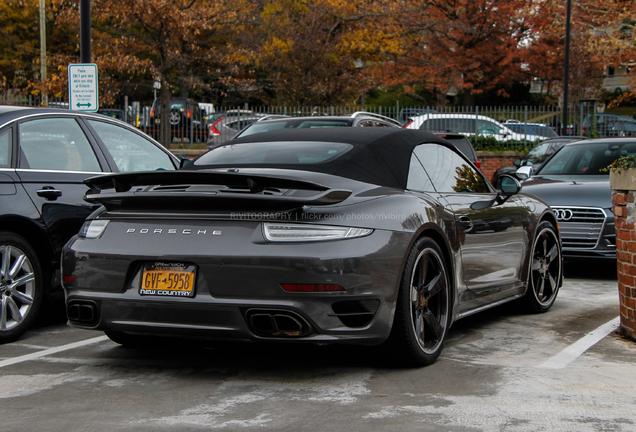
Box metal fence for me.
[3,93,631,152]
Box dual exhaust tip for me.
[67,300,99,326]
[246,309,310,337]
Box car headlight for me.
[263,223,372,242]
[78,220,110,239]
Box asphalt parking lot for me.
[1,261,634,432]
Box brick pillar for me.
[612,189,636,341]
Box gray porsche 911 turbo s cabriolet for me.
[61,128,562,366]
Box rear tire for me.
[0,232,44,343]
[522,221,562,313]
[385,237,451,367]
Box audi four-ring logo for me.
[554,209,574,221]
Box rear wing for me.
[83,170,352,212]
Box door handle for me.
[37,186,63,201]
[459,216,473,231]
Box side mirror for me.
[513,158,522,167]
[516,165,533,180]
[496,175,522,196]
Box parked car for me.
[61,128,562,367]
[431,132,480,168]
[207,115,264,148]
[492,136,587,184]
[503,122,558,139]
[149,97,203,129]
[582,113,636,137]
[0,106,179,343]
[606,121,636,137]
[97,108,125,121]
[397,107,436,125]
[224,112,401,146]
[405,114,533,142]
[518,138,636,260]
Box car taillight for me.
[150,107,155,118]
[475,159,480,169]
[210,118,224,136]
[404,121,413,128]
[187,108,191,119]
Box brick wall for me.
[476,151,523,183]
[612,191,636,341]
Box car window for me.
[227,119,257,131]
[414,144,489,193]
[357,120,374,127]
[523,142,552,165]
[540,142,636,175]
[477,120,502,135]
[195,141,352,166]
[0,128,10,167]
[87,120,175,172]
[19,118,102,172]
[407,153,434,191]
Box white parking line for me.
[539,317,621,369]
[0,335,109,369]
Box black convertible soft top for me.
[189,128,452,189]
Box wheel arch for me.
[0,216,55,272]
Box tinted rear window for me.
[195,141,353,166]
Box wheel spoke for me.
[6,297,22,323]
[8,254,26,280]
[545,243,558,265]
[1,246,10,281]
[423,310,443,342]
[536,275,545,298]
[0,296,7,330]
[424,271,445,300]
[417,253,429,290]
[415,310,425,343]
[8,289,33,306]
[531,257,542,271]
[9,272,34,290]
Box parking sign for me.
[68,64,99,112]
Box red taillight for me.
[404,121,413,128]
[475,159,480,169]
[150,107,155,118]
[210,117,224,136]
[187,108,191,119]
[280,284,346,292]
[62,274,75,283]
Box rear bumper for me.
[62,224,410,345]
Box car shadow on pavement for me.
[563,259,617,280]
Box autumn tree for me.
[90,0,256,142]
[249,0,399,106]
[374,0,538,106]
[0,0,78,101]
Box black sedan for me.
[61,128,562,366]
[0,106,178,342]
[519,138,636,260]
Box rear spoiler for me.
[83,170,352,211]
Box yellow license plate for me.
[140,263,196,297]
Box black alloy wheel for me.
[523,221,562,313]
[386,237,450,366]
[0,232,44,343]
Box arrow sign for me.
[68,63,99,112]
